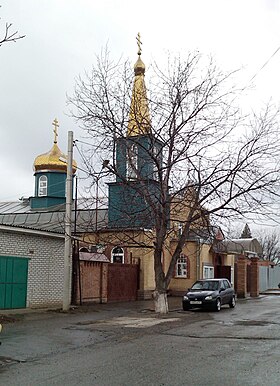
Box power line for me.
[249,45,280,84]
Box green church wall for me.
[108,180,161,228]
[30,196,66,209]
[30,171,75,209]
[115,136,162,180]
[34,171,66,198]
[109,134,164,228]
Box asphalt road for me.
[0,296,280,386]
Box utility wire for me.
[75,142,106,177]
[249,45,280,84]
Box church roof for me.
[0,199,108,234]
[33,119,77,173]
[127,33,151,137]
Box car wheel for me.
[215,298,221,312]
[183,304,190,311]
[229,296,236,308]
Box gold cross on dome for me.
[52,118,59,143]
[136,32,142,56]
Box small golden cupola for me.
[33,118,77,173]
[127,33,151,137]
[30,119,77,209]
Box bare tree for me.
[69,47,280,313]
[0,7,25,47]
[256,229,280,264]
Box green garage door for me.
[0,256,28,309]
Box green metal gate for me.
[0,256,29,309]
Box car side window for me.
[220,281,225,290]
[223,280,230,289]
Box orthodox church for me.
[80,37,235,300]
[79,37,261,301]
[0,35,260,309]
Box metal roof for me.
[79,252,110,262]
[217,238,262,255]
[0,199,108,234]
[0,223,65,239]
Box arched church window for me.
[38,175,48,196]
[79,247,89,252]
[127,144,138,179]
[111,246,124,263]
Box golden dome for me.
[34,143,77,173]
[33,119,77,174]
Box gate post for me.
[250,256,259,297]
[236,255,247,298]
[101,263,108,303]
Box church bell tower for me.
[108,34,162,228]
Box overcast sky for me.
[0,0,280,202]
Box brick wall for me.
[236,256,247,298]
[76,261,108,303]
[0,229,65,308]
[250,257,259,297]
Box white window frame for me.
[203,265,214,279]
[177,222,183,236]
[38,175,48,196]
[127,144,138,180]
[175,254,187,278]
[111,246,124,264]
[152,145,158,180]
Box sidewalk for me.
[260,289,280,295]
[0,297,183,324]
[2,292,279,323]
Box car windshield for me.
[191,281,219,291]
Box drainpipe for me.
[196,238,201,280]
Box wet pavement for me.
[1,295,280,385]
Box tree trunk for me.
[153,290,168,314]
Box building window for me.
[176,254,187,278]
[38,175,48,196]
[111,246,124,264]
[203,265,214,279]
[79,247,89,252]
[152,145,158,181]
[174,222,184,237]
[127,144,138,179]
